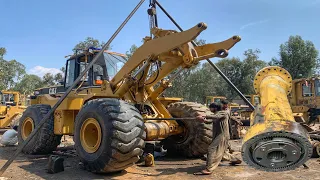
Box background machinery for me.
[0,91,28,128]
[15,1,243,174]
[289,76,320,125]
[241,66,312,172]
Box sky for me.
[1,0,320,77]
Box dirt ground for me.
[0,135,320,180]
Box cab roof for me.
[66,49,127,61]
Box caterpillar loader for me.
[289,76,320,124]
[17,2,242,173]
[0,91,27,128]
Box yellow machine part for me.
[205,96,226,107]
[0,106,26,128]
[241,66,312,172]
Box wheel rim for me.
[22,117,34,140]
[80,118,102,153]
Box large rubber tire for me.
[162,102,214,157]
[18,104,62,154]
[74,98,145,173]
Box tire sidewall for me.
[74,103,112,164]
[18,105,47,152]
[163,102,214,157]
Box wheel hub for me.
[22,117,34,140]
[252,138,301,168]
[80,118,102,154]
[242,131,312,172]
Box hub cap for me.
[80,118,102,153]
[22,117,34,140]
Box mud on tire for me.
[18,104,62,154]
[162,102,214,157]
[74,98,145,173]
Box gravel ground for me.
[0,135,319,180]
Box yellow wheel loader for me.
[289,76,320,124]
[0,91,27,128]
[16,2,242,173]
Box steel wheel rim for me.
[22,117,34,140]
[80,118,102,153]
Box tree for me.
[60,67,66,74]
[238,49,266,94]
[213,57,244,99]
[270,35,319,79]
[73,37,110,54]
[164,48,267,103]
[14,74,43,95]
[42,73,55,86]
[0,47,6,58]
[125,44,138,59]
[54,73,64,84]
[0,48,26,90]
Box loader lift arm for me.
[0,0,245,176]
[108,23,240,122]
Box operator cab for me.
[64,48,127,89]
[0,92,16,106]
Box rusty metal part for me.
[144,121,184,141]
[242,66,312,172]
[311,141,320,158]
[145,121,170,140]
[144,153,155,167]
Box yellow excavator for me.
[0,91,28,128]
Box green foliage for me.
[60,67,66,74]
[126,44,138,59]
[164,49,266,103]
[42,73,55,86]
[0,47,6,58]
[73,37,110,54]
[270,35,319,79]
[14,74,43,94]
[0,48,26,90]
[54,73,64,84]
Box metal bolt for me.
[261,148,265,152]
[270,163,275,167]
[292,150,297,155]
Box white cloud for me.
[28,66,62,77]
[240,19,270,30]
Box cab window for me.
[65,59,76,88]
[315,80,320,96]
[302,83,313,97]
[79,62,89,81]
[206,99,211,107]
[254,96,260,105]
